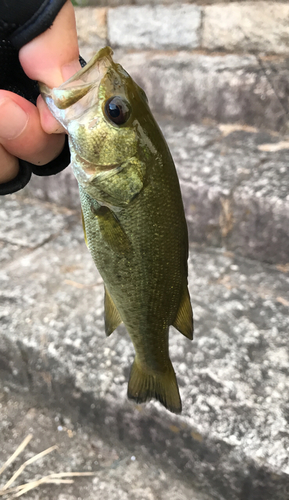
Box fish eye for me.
[104,96,130,126]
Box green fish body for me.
[40,47,193,414]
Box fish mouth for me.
[40,47,114,110]
[39,47,114,125]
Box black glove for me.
[0,0,71,195]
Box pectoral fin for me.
[91,205,131,255]
[81,209,88,248]
[104,287,122,336]
[173,286,193,340]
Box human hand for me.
[0,0,81,184]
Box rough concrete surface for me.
[202,2,289,55]
[161,120,289,264]
[0,389,203,500]
[0,195,288,500]
[24,120,289,264]
[74,1,289,18]
[105,2,289,54]
[107,5,201,50]
[116,51,289,134]
[75,7,108,53]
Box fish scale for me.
[40,46,193,414]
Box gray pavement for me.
[1,194,288,500]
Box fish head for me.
[40,47,155,202]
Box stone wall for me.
[74,0,288,8]
[76,2,289,56]
[75,2,289,132]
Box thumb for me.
[19,0,81,87]
[19,0,81,134]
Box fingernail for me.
[0,99,29,140]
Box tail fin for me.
[127,358,182,414]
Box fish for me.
[40,47,193,414]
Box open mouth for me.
[39,47,114,127]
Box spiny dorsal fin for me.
[127,357,182,414]
[104,287,122,336]
[172,286,193,340]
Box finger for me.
[36,94,65,135]
[19,1,80,86]
[19,1,81,134]
[0,145,19,184]
[0,91,65,166]
[19,0,80,88]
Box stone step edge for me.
[1,334,287,500]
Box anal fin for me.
[173,286,193,340]
[127,358,182,414]
[104,287,122,336]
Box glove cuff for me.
[30,135,70,176]
[10,0,67,50]
[0,136,70,195]
[0,162,32,196]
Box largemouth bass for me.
[40,47,193,414]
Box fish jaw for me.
[39,47,114,129]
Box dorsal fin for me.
[104,287,122,336]
[172,286,193,340]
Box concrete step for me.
[116,51,289,134]
[23,120,289,264]
[75,5,289,133]
[1,195,288,500]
